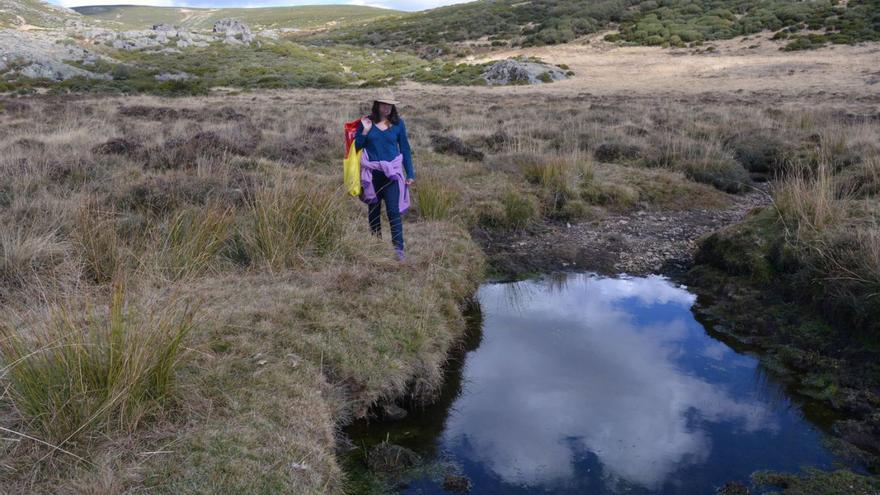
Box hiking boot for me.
[395,248,405,262]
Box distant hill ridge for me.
[307,0,880,53]
[3,0,878,52]
[71,4,400,31]
[0,0,79,28]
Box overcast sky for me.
[48,0,472,11]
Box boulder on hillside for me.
[212,18,254,44]
[481,59,569,85]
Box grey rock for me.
[151,23,177,36]
[154,71,191,81]
[382,403,408,421]
[481,59,569,85]
[0,30,109,81]
[213,18,254,44]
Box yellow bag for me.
[343,141,362,197]
[343,118,362,197]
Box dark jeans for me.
[368,169,404,251]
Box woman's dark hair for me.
[370,101,400,125]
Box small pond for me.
[348,273,860,494]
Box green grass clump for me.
[72,201,126,284]
[522,155,592,216]
[502,190,538,229]
[243,183,346,270]
[156,205,234,280]
[0,284,195,443]
[413,177,459,221]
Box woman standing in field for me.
[354,91,415,261]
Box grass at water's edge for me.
[685,207,880,478]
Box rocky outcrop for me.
[0,29,108,81]
[212,18,253,44]
[481,59,569,85]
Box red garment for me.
[344,117,364,159]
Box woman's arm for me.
[398,119,414,180]
[354,121,368,151]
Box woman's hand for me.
[361,116,372,134]
[406,178,414,186]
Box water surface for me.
[351,273,855,494]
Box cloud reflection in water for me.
[442,274,777,491]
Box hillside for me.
[0,0,79,28]
[72,4,401,31]
[309,0,880,54]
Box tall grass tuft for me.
[521,154,592,212]
[773,160,845,241]
[72,200,125,284]
[243,183,346,270]
[413,176,459,221]
[0,225,67,292]
[157,205,234,280]
[0,284,196,444]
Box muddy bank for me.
[474,185,769,279]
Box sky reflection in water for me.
[404,273,838,494]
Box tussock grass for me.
[501,190,539,229]
[644,131,749,193]
[519,153,591,210]
[773,161,845,240]
[771,155,880,334]
[72,200,125,284]
[412,176,459,221]
[243,182,347,270]
[155,205,234,280]
[0,284,195,444]
[0,224,68,293]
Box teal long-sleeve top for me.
[354,118,415,179]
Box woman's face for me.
[378,102,393,118]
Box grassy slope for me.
[308,0,880,52]
[0,0,79,28]
[72,4,401,30]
